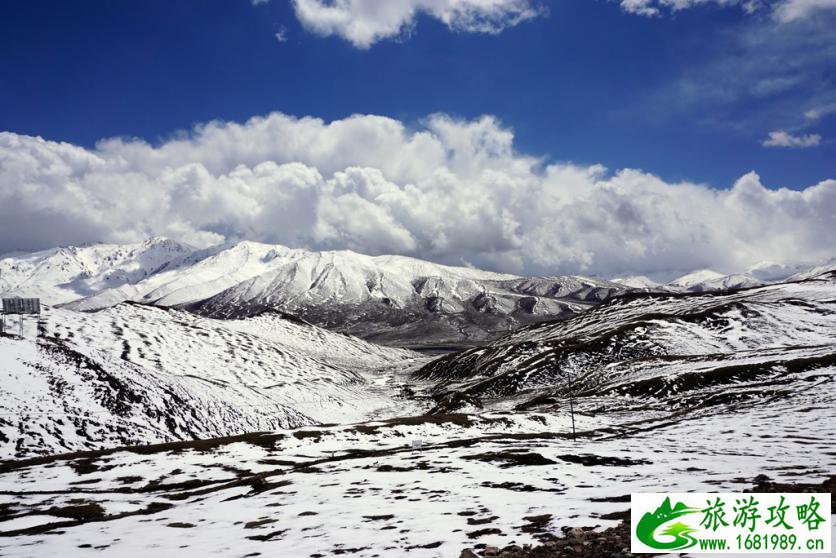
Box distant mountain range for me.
[0,238,832,346]
[416,266,836,414]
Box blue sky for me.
[0,1,834,276]
[1,0,833,189]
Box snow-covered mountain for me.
[2,239,833,345]
[63,241,295,310]
[0,238,192,304]
[0,253,833,556]
[609,275,659,289]
[666,268,727,289]
[671,271,765,292]
[657,260,835,293]
[0,304,425,459]
[746,260,810,282]
[415,268,836,413]
[8,266,831,461]
[187,262,628,346]
[788,256,836,281]
[2,240,626,346]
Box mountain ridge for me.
[2,239,833,346]
[413,268,836,413]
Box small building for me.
[1,297,42,337]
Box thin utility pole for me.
[568,368,576,441]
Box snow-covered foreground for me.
[0,304,425,459]
[0,375,832,558]
[0,270,833,557]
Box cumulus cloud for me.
[0,112,834,277]
[762,130,822,147]
[619,0,836,19]
[273,0,834,47]
[291,0,546,48]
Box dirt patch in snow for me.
[555,454,650,467]
[462,451,557,468]
[459,474,835,558]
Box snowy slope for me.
[664,269,765,292]
[56,241,625,346]
[187,254,626,345]
[788,256,836,281]
[667,268,726,288]
[660,259,836,292]
[683,272,764,292]
[415,271,836,411]
[65,241,293,310]
[0,362,831,558]
[0,238,192,305]
[0,304,425,459]
[610,275,659,289]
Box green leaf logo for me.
[636,497,700,550]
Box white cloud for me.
[619,0,759,17]
[1,112,834,277]
[619,0,836,19]
[805,103,836,120]
[774,0,836,20]
[762,130,822,147]
[637,9,835,140]
[261,0,834,47]
[275,26,289,42]
[291,0,546,48]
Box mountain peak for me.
[5,238,830,344]
[669,269,725,288]
[611,275,660,289]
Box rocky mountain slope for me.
[4,240,626,346]
[415,269,836,413]
[3,239,832,346]
[0,304,425,459]
[185,256,627,347]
